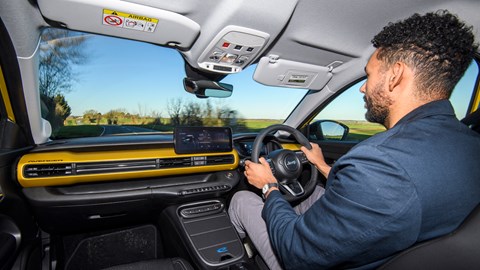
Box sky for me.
[66,35,307,120]
[66,34,479,121]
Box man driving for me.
[229,10,480,269]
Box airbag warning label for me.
[102,9,158,33]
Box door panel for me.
[0,214,21,269]
[314,140,357,165]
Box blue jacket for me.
[263,100,480,269]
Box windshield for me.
[39,28,307,139]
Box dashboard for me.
[16,133,290,188]
[15,132,299,233]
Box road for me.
[100,125,161,136]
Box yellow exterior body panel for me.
[17,148,239,187]
[471,79,480,113]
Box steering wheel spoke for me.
[265,158,277,176]
[279,180,305,197]
[295,151,310,165]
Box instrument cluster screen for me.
[174,127,233,154]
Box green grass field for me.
[340,120,386,141]
[241,119,283,132]
[53,119,384,140]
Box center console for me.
[160,199,248,269]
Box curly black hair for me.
[372,10,478,99]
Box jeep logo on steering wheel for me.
[285,155,298,171]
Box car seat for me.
[378,203,480,270]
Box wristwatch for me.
[262,182,279,199]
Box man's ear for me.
[389,62,404,91]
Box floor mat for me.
[65,225,158,270]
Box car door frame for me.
[0,16,41,270]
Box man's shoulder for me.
[354,111,480,154]
[346,128,400,157]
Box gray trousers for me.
[228,186,325,270]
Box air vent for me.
[76,159,157,174]
[206,155,234,165]
[158,157,193,168]
[24,164,73,178]
[22,155,235,178]
[159,155,234,168]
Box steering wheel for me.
[251,124,318,202]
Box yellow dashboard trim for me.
[17,148,239,187]
[281,143,301,151]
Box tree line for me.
[77,99,240,128]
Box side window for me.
[450,61,479,118]
[309,60,479,143]
[310,80,386,142]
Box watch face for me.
[262,184,269,194]
[262,183,278,194]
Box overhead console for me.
[37,0,200,49]
[181,0,299,74]
[196,26,270,74]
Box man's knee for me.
[229,190,260,217]
[229,191,265,239]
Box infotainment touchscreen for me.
[174,127,233,154]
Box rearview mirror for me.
[183,77,233,98]
[309,120,349,141]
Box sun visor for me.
[37,0,200,49]
[253,55,333,90]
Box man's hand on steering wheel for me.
[249,124,319,202]
[300,143,331,178]
[244,158,278,189]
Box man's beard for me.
[364,78,392,126]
